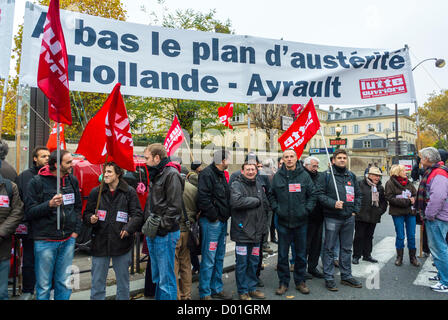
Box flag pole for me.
[56,121,61,230]
[15,86,23,176]
[319,127,340,201]
[95,154,109,214]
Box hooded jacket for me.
[230,174,267,243]
[83,179,143,257]
[270,162,317,228]
[198,163,231,223]
[144,159,184,236]
[319,165,362,220]
[16,164,41,237]
[24,165,82,240]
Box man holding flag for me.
[319,149,363,292]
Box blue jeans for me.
[234,242,259,294]
[147,230,180,300]
[34,237,75,300]
[277,223,307,286]
[392,215,416,249]
[198,217,227,298]
[0,259,9,300]
[425,219,448,286]
[91,251,132,300]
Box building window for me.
[391,122,396,132]
[377,123,382,132]
[367,124,373,132]
[342,126,347,134]
[232,113,245,123]
[330,127,335,135]
[353,125,359,134]
[363,140,371,148]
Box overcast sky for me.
[11,0,448,112]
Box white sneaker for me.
[431,282,448,293]
[430,282,441,289]
[429,275,440,282]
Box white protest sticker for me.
[62,193,75,205]
[116,211,128,223]
[345,186,355,203]
[97,210,107,221]
[0,195,9,208]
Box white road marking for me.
[334,236,397,278]
[413,256,438,287]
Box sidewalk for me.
[70,240,278,300]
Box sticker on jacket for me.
[289,183,301,192]
[236,246,247,255]
[209,241,218,251]
[396,190,412,199]
[97,210,107,221]
[62,193,75,205]
[116,211,128,223]
[0,195,9,208]
[251,247,260,256]
[345,186,355,202]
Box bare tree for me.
[250,104,290,149]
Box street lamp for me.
[335,124,342,149]
[412,57,446,151]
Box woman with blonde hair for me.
[385,164,419,267]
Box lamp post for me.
[335,124,342,149]
[412,57,446,151]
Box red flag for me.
[164,115,185,157]
[76,83,135,172]
[291,104,304,117]
[278,99,321,158]
[218,102,234,129]
[37,0,72,125]
[46,123,66,152]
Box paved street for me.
[182,213,447,300]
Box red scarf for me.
[395,175,408,186]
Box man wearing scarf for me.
[143,143,183,300]
[352,167,387,264]
[416,147,448,293]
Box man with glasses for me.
[302,157,325,279]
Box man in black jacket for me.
[319,149,363,291]
[230,162,268,300]
[143,143,183,300]
[84,162,143,300]
[198,149,232,300]
[303,156,325,279]
[270,148,317,296]
[16,146,50,300]
[25,150,82,300]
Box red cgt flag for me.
[291,104,304,118]
[37,0,72,125]
[278,99,321,158]
[164,115,185,157]
[46,123,67,152]
[76,83,135,172]
[218,102,234,129]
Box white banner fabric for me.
[20,2,416,105]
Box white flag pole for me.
[319,127,340,202]
[56,121,61,230]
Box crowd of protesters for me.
[1,140,448,300]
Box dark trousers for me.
[144,254,156,297]
[256,237,265,278]
[277,223,307,287]
[22,237,35,294]
[270,214,277,241]
[306,219,323,271]
[353,221,376,258]
[191,252,200,272]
